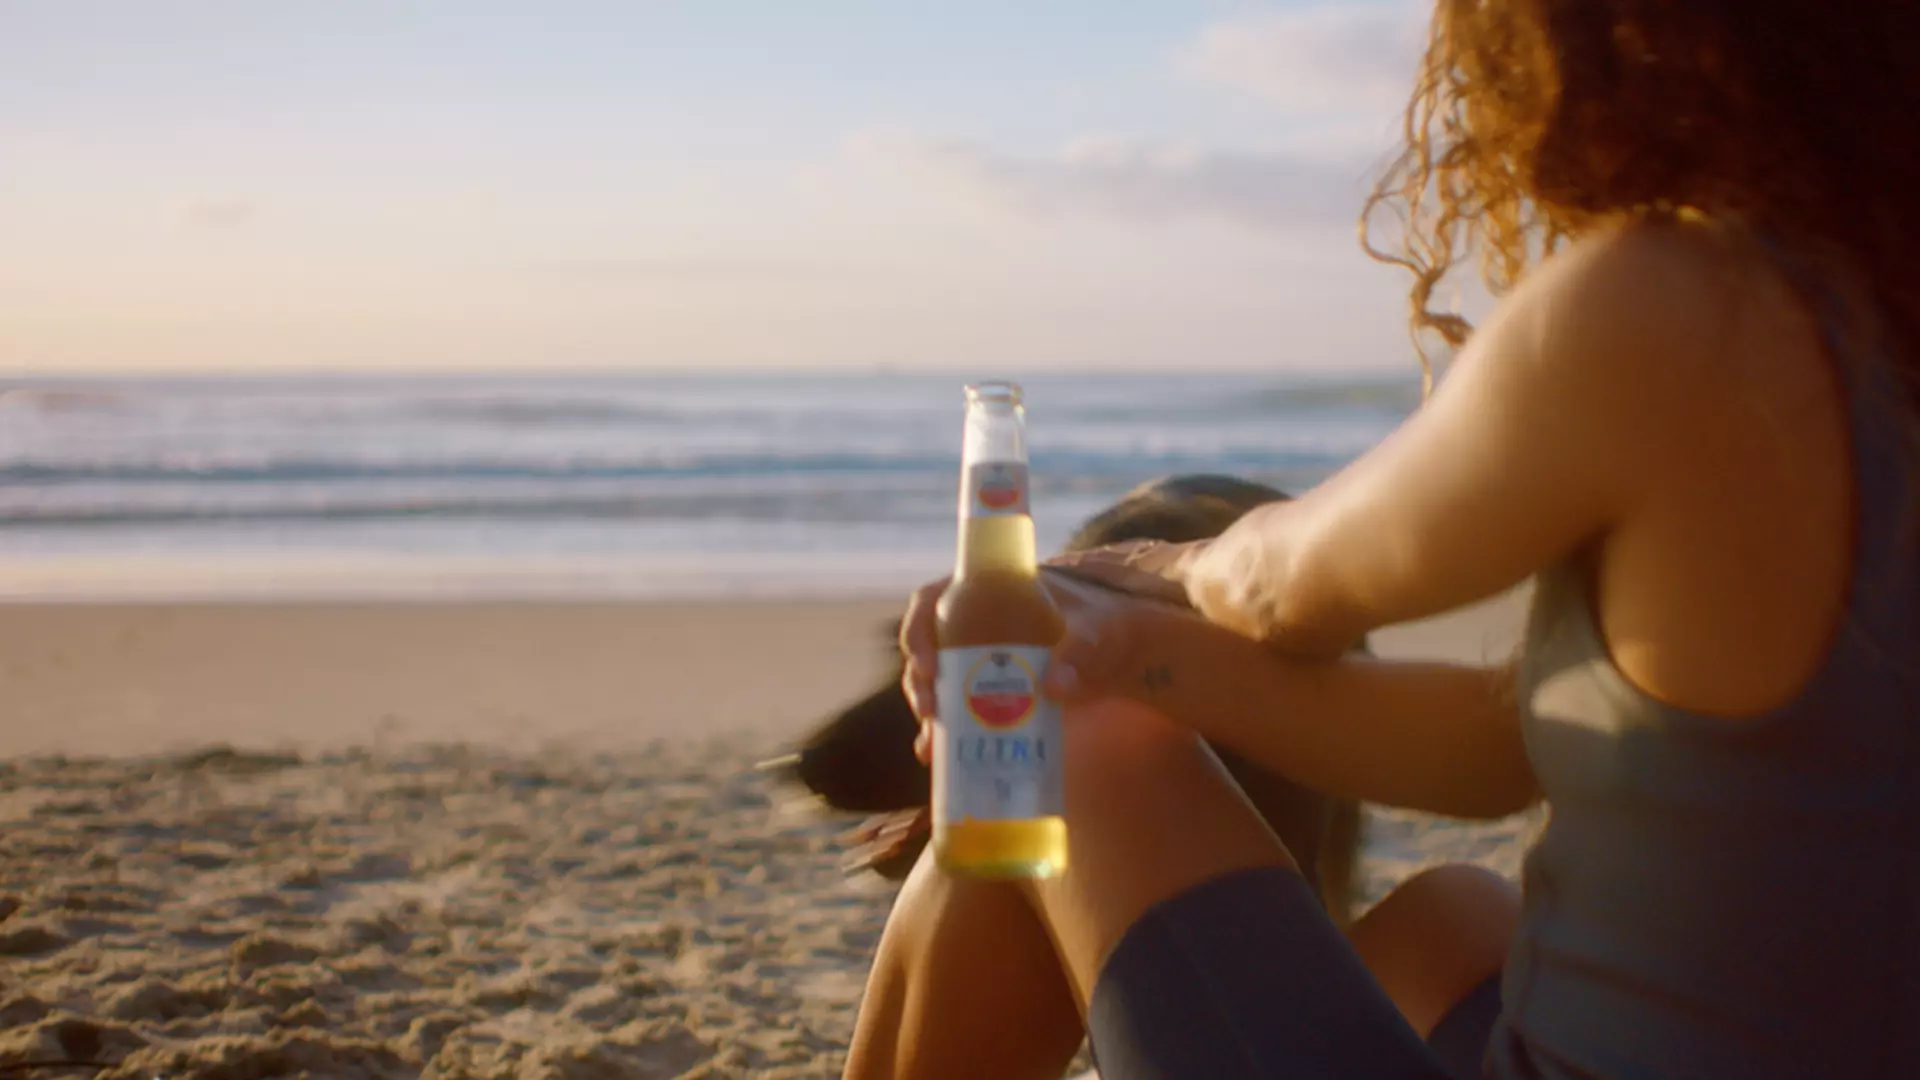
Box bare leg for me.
[845,697,1518,1078]
[843,855,1085,1080]
[845,697,1290,1080]
[1345,864,1520,1038]
[1017,698,1299,1007]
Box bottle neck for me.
[954,402,1038,579]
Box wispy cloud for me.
[837,4,1425,236]
[1172,2,1425,120]
[174,198,258,232]
[851,132,1377,233]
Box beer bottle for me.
[932,380,1069,879]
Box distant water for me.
[0,373,1419,600]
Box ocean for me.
[0,372,1419,600]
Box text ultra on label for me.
[933,644,1064,823]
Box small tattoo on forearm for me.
[1142,665,1174,693]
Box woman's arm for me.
[909,223,1731,809]
[1047,600,1537,820]
[1033,224,1744,812]
[1171,225,1723,657]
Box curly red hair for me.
[1361,0,1920,400]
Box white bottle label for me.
[962,462,1030,518]
[933,644,1064,824]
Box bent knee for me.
[1055,697,1246,811]
[1060,696,1196,769]
[1404,863,1519,935]
[1348,863,1519,1036]
[1048,695,1299,874]
[1368,864,1519,962]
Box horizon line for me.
[0,362,1425,383]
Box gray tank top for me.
[1488,251,1920,1079]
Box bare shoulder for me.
[1213,214,1838,646]
[1504,217,1821,387]
[1469,216,1830,458]
[1501,220,1854,716]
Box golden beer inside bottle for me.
[934,814,1068,880]
[935,510,1070,880]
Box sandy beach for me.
[0,589,1540,1078]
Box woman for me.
[845,2,1920,1077]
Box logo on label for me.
[964,651,1039,730]
[976,465,1023,511]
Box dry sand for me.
[0,599,908,760]
[0,590,1540,1078]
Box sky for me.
[0,1,1438,374]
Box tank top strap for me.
[1743,226,1920,640]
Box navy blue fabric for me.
[1429,973,1504,1079]
[1087,865,1479,1079]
